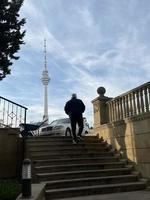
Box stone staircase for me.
[25,135,146,199]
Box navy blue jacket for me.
[64,98,85,117]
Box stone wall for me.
[94,113,150,178]
[92,84,150,180]
[0,128,20,178]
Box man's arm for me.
[64,102,70,115]
[81,100,85,113]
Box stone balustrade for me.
[92,81,150,180]
[107,82,150,122]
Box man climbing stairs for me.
[25,135,146,199]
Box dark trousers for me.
[70,115,83,140]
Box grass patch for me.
[0,179,21,200]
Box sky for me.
[1,0,150,126]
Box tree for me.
[0,0,25,80]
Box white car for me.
[39,118,89,136]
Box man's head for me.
[71,93,77,99]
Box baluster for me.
[24,108,27,124]
[108,102,112,122]
[124,96,127,117]
[11,104,14,127]
[112,101,115,122]
[114,100,117,121]
[123,96,126,118]
[117,99,120,120]
[0,98,2,125]
[125,95,129,117]
[115,100,118,121]
[129,93,133,116]
[117,99,121,120]
[148,85,150,111]
[19,108,22,124]
[140,89,144,113]
[7,102,9,125]
[120,98,123,120]
[108,102,110,122]
[112,102,115,122]
[15,106,18,127]
[144,86,149,112]
[132,92,137,115]
[110,102,113,122]
[127,94,130,117]
[136,91,141,114]
[3,100,5,125]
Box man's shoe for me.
[77,135,84,141]
[72,139,77,144]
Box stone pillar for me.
[92,87,112,128]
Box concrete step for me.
[26,142,107,148]
[29,146,110,154]
[26,140,102,147]
[37,167,132,181]
[59,188,150,200]
[34,156,119,166]
[24,135,146,199]
[26,135,98,139]
[45,181,146,199]
[26,136,99,143]
[30,151,114,160]
[26,140,102,146]
[27,145,109,152]
[45,174,138,189]
[35,162,125,173]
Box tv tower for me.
[41,39,50,122]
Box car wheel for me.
[65,128,71,137]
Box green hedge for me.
[0,179,21,200]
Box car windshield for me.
[50,118,70,125]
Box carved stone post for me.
[92,87,112,128]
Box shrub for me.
[0,179,21,200]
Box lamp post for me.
[22,159,32,198]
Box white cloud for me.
[1,0,150,128]
[21,1,39,18]
[79,7,95,27]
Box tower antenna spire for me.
[44,38,47,70]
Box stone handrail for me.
[107,81,150,122]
